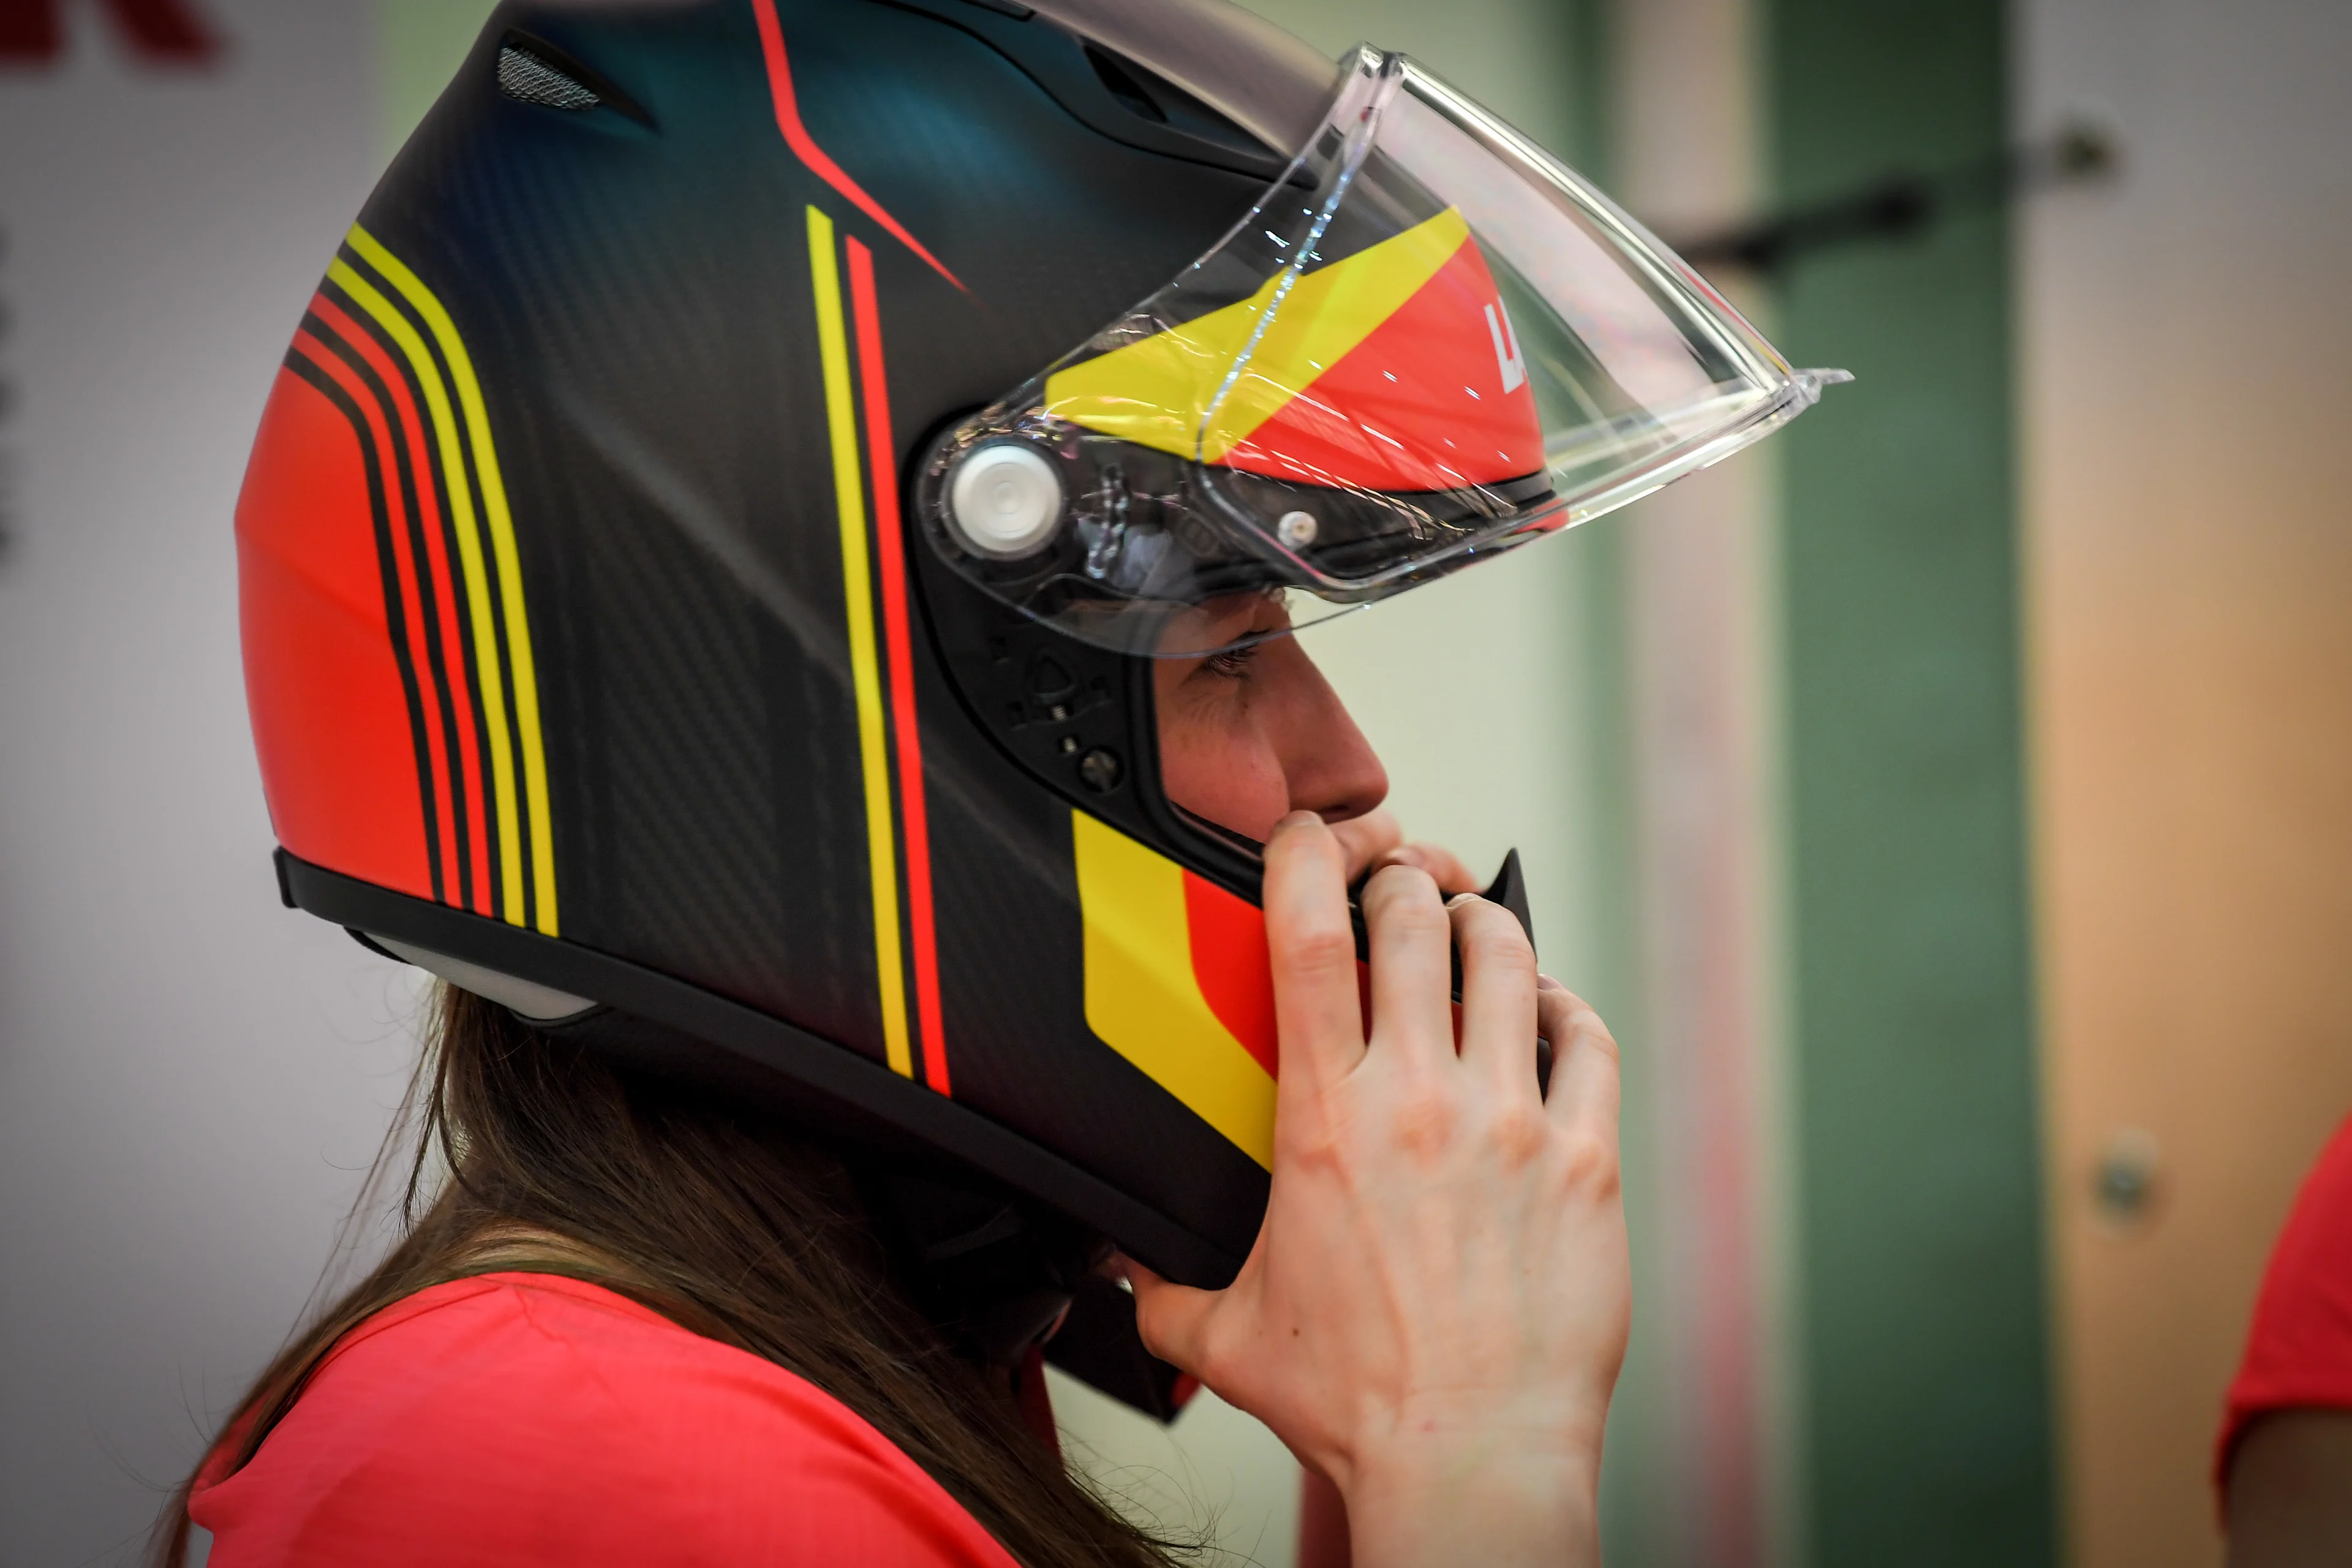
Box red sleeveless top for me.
[2218,1111,2352,1484]
[190,1273,1021,1566]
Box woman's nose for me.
[1276,657,1389,825]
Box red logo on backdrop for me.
[0,0,222,64]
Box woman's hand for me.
[1327,807,1481,894]
[1124,813,1629,1568]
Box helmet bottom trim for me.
[277,850,1249,1289]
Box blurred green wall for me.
[1767,0,2055,1561]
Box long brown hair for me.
[155,985,1185,1567]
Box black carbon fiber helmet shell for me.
[244,0,1342,1302]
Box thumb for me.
[1119,1256,1218,1375]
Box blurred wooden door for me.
[2019,0,2352,1562]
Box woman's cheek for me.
[1161,714,1294,841]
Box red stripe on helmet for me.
[846,234,952,1096]
[1222,236,1544,492]
[239,361,437,903]
[290,326,461,901]
[750,0,965,292]
[307,292,496,916]
[1182,872,1280,1079]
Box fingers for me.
[1264,813,1368,1081]
[1539,979,1621,1133]
[1362,862,1455,1063]
[1123,1256,1215,1377]
[1328,809,1404,880]
[1452,894,1539,1089]
[1372,840,1482,895]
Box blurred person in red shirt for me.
[2218,1112,2352,1564]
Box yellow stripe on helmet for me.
[1042,207,1470,469]
[808,205,916,1081]
[1071,810,1275,1169]
[333,228,557,936]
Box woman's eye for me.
[1203,645,1261,680]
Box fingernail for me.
[1446,891,1482,909]
[1273,810,1321,834]
[1536,971,1566,991]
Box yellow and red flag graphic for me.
[1044,208,1543,495]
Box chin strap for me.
[1045,1272,1199,1421]
[860,1169,1098,1364]
[1016,1346,1063,1458]
[861,1168,1198,1423]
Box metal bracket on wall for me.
[1666,120,2119,275]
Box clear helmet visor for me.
[919,46,1845,657]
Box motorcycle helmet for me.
[236,0,1839,1409]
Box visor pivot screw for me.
[1276,510,1319,549]
[948,443,1063,559]
[1077,747,1122,793]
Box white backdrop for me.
[0,6,412,1562]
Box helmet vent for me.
[1084,45,1169,126]
[497,42,602,111]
